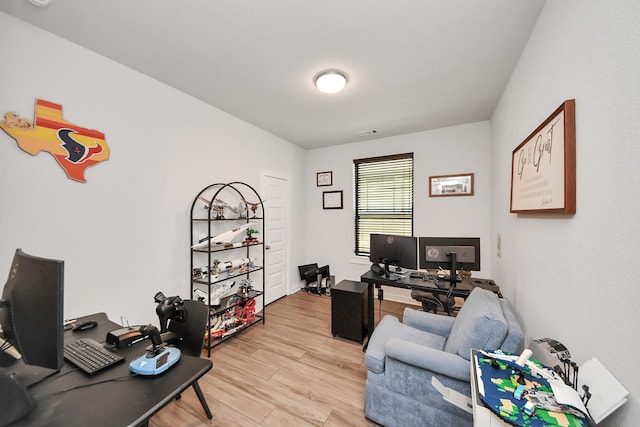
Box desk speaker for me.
[331,280,369,343]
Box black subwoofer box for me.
[331,280,369,343]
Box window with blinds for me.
[354,153,414,256]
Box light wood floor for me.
[149,290,410,427]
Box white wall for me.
[490,1,640,425]
[0,12,308,326]
[304,122,492,303]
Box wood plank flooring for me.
[149,290,410,427]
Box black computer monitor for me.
[0,249,65,424]
[419,237,481,273]
[369,234,417,277]
[0,249,65,371]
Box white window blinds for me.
[354,153,414,256]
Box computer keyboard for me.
[409,271,438,281]
[64,338,125,375]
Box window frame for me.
[353,153,414,257]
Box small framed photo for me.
[429,173,474,197]
[316,171,333,187]
[323,190,343,209]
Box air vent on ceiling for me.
[357,129,378,137]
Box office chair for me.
[298,263,331,294]
[163,299,213,420]
[298,263,318,281]
[410,288,456,315]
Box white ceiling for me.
[0,0,545,149]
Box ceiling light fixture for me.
[27,0,51,7]
[314,70,348,94]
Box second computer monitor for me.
[369,234,418,272]
[419,237,480,271]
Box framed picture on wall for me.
[429,173,474,197]
[316,171,333,187]
[323,190,343,209]
[510,99,576,214]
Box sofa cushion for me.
[365,315,446,374]
[443,288,508,360]
[499,298,524,353]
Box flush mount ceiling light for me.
[27,0,51,7]
[314,70,348,94]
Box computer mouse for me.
[73,320,98,332]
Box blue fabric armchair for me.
[364,287,523,427]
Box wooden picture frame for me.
[510,99,576,214]
[322,190,343,209]
[316,171,333,187]
[429,173,474,197]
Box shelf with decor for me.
[190,182,265,356]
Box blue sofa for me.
[364,288,524,427]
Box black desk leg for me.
[362,282,375,352]
[192,381,213,419]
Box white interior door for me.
[262,173,289,305]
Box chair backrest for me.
[167,299,208,357]
[443,288,509,360]
[298,263,318,280]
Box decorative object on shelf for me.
[191,222,259,250]
[429,173,474,197]
[235,298,257,323]
[241,199,265,218]
[239,278,254,297]
[193,257,256,281]
[198,196,239,219]
[316,171,333,187]
[213,281,238,306]
[510,99,576,214]
[244,228,260,245]
[323,190,343,209]
[0,99,109,183]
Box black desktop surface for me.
[4,313,212,427]
[359,269,501,297]
[360,269,460,294]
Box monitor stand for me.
[446,251,460,287]
[0,367,37,425]
[0,349,58,386]
[380,258,400,280]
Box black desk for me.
[360,269,502,345]
[7,313,212,427]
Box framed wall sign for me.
[429,173,474,197]
[510,99,576,214]
[322,190,343,209]
[316,171,333,187]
